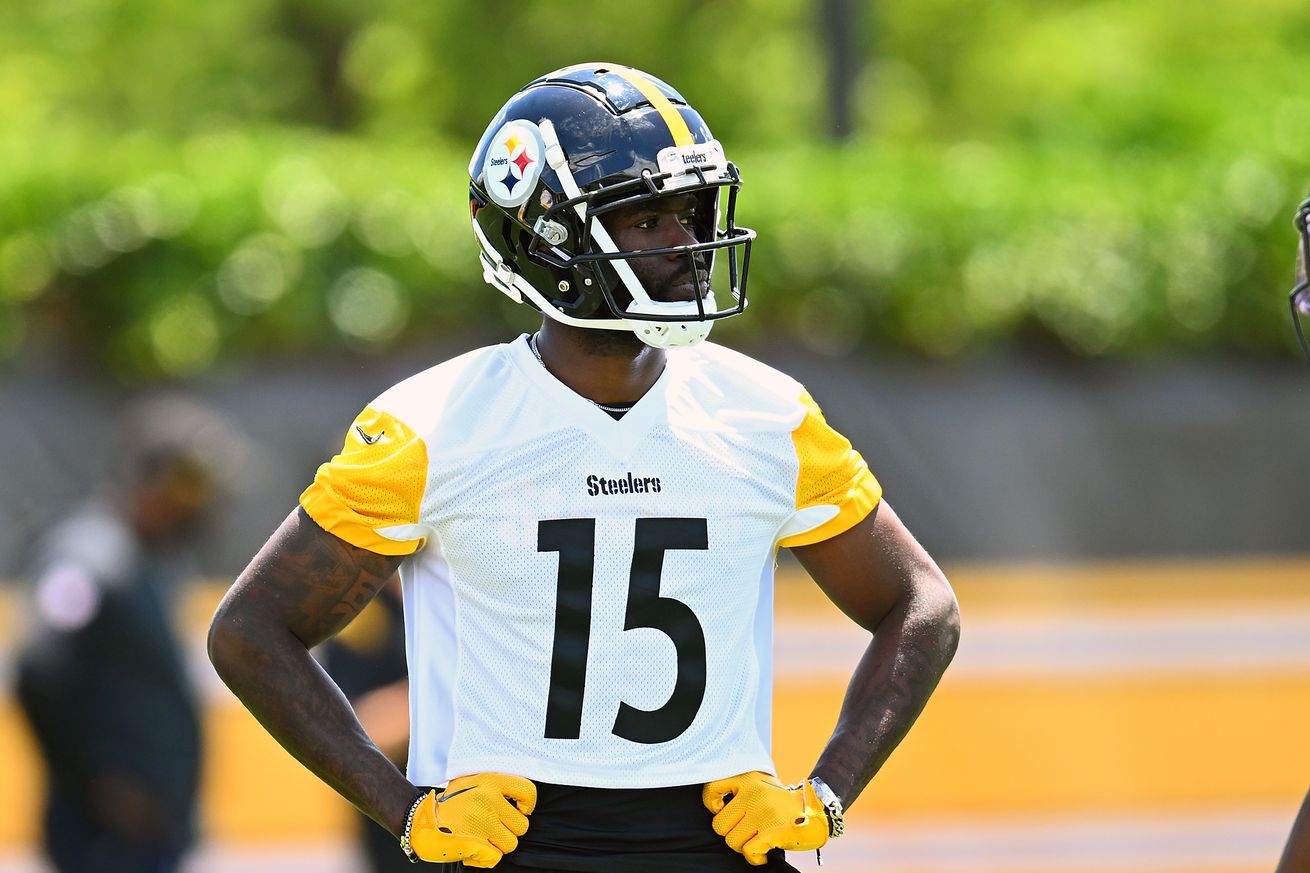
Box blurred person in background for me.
[14,394,240,873]
[1277,193,1310,873]
[324,577,412,873]
[209,62,959,872]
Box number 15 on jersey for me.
[538,517,709,745]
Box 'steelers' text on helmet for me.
[468,62,755,349]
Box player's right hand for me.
[407,773,537,867]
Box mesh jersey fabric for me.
[300,335,881,790]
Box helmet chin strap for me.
[539,120,716,349]
[626,297,716,348]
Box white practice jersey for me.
[300,336,880,789]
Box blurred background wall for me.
[2,1,1309,871]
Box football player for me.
[1290,194,1310,362]
[209,63,960,871]
[1277,195,1310,873]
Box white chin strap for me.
[634,320,714,348]
[625,296,717,348]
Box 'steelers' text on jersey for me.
[300,336,881,789]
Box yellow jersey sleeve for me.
[299,406,430,556]
[776,389,882,549]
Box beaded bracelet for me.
[398,790,429,864]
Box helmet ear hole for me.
[499,218,520,259]
[514,227,535,259]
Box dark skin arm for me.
[207,507,417,836]
[790,500,960,807]
[1278,788,1310,873]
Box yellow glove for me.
[405,773,537,868]
[702,772,828,866]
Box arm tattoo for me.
[208,507,416,835]
[251,508,402,647]
[329,577,385,623]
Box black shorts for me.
[437,781,802,872]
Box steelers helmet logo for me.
[484,120,545,208]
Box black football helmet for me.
[1290,195,1310,361]
[468,62,754,348]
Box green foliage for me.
[1,0,1307,376]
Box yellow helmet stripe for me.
[610,68,694,147]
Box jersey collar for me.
[509,334,670,461]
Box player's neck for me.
[532,323,666,406]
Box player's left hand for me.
[702,771,828,865]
